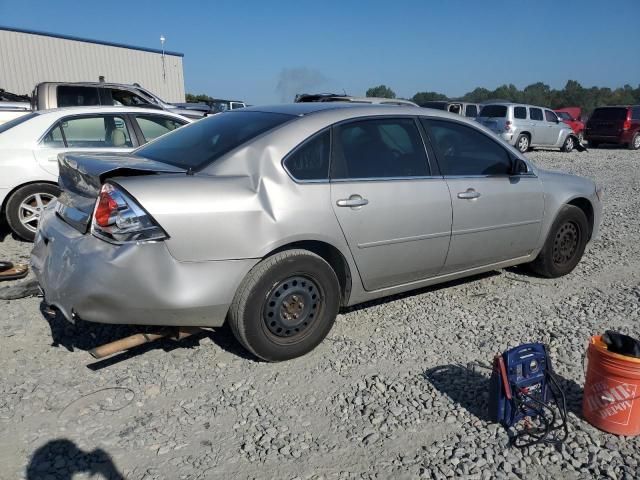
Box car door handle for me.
[336,195,369,208]
[457,189,481,200]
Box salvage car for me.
[477,103,577,153]
[585,105,640,150]
[31,82,208,119]
[31,104,603,361]
[0,106,189,240]
[295,93,418,107]
[420,101,481,118]
[555,107,585,142]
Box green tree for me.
[412,91,448,105]
[366,85,396,99]
[186,93,214,103]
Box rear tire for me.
[515,134,530,153]
[228,249,340,362]
[529,205,588,278]
[561,135,575,153]
[629,133,640,150]
[5,183,60,242]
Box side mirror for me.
[512,158,529,175]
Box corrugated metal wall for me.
[0,29,185,102]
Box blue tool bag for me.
[488,343,569,447]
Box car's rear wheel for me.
[528,205,588,278]
[5,183,60,242]
[629,133,640,150]
[516,134,530,153]
[561,135,575,153]
[228,249,340,361]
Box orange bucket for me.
[582,335,640,436]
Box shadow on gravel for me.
[27,439,124,480]
[342,271,501,314]
[423,363,492,422]
[40,303,256,368]
[552,372,584,418]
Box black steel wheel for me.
[229,249,340,361]
[263,275,323,341]
[528,205,589,278]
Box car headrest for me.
[111,129,126,147]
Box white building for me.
[0,26,185,102]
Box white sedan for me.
[0,106,190,240]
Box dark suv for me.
[585,105,640,149]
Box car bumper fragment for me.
[30,206,258,327]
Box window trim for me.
[281,127,332,184]
[420,116,536,178]
[328,115,435,182]
[37,113,139,148]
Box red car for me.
[555,107,585,142]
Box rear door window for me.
[111,89,152,107]
[465,105,478,117]
[514,107,527,119]
[57,86,100,107]
[529,108,543,121]
[41,125,65,147]
[331,118,429,179]
[60,115,132,148]
[422,119,512,176]
[479,105,507,118]
[135,115,187,142]
[284,130,330,181]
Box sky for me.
[1,0,639,104]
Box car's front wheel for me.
[515,134,530,153]
[561,135,575,153]
[5,183,60,241]
[228,249,341,361]
[528,205,588,278]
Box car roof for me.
[480,102,552,110]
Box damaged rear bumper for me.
[30,206,258,327]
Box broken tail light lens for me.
[91,183,168,244]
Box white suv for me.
[476,103,575,153]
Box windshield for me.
[590,107,627,121]
[556,112,572,120]
[479,105,507,118]
[0,112,39,135]
[135,111,293,170]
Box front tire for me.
[5,183,60,242]
[515,134,530,153]
[529,205,588,278]
[561,135,575,153]
[228,249,340,361]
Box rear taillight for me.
[505,121,512,132]
[91,183,167,244]
[623,110,632,130]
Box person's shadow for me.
[26,439,124,479]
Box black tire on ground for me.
[629,133,640,150]
[528,205,589,278]
[515,133,530,153]
[589,140,600,148]
[228,249,341,362]
[5,183,60,242]
[561,135,575,153]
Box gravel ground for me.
[1,147,639,480]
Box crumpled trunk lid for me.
[56,153,185,233]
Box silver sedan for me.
[31,104,603,361]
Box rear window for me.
[514,106,527,119]
[590,107,628,121]
[135,111,293,170]
[479,105,507,118]
[0,112,39,135]
[57,86,100,107]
